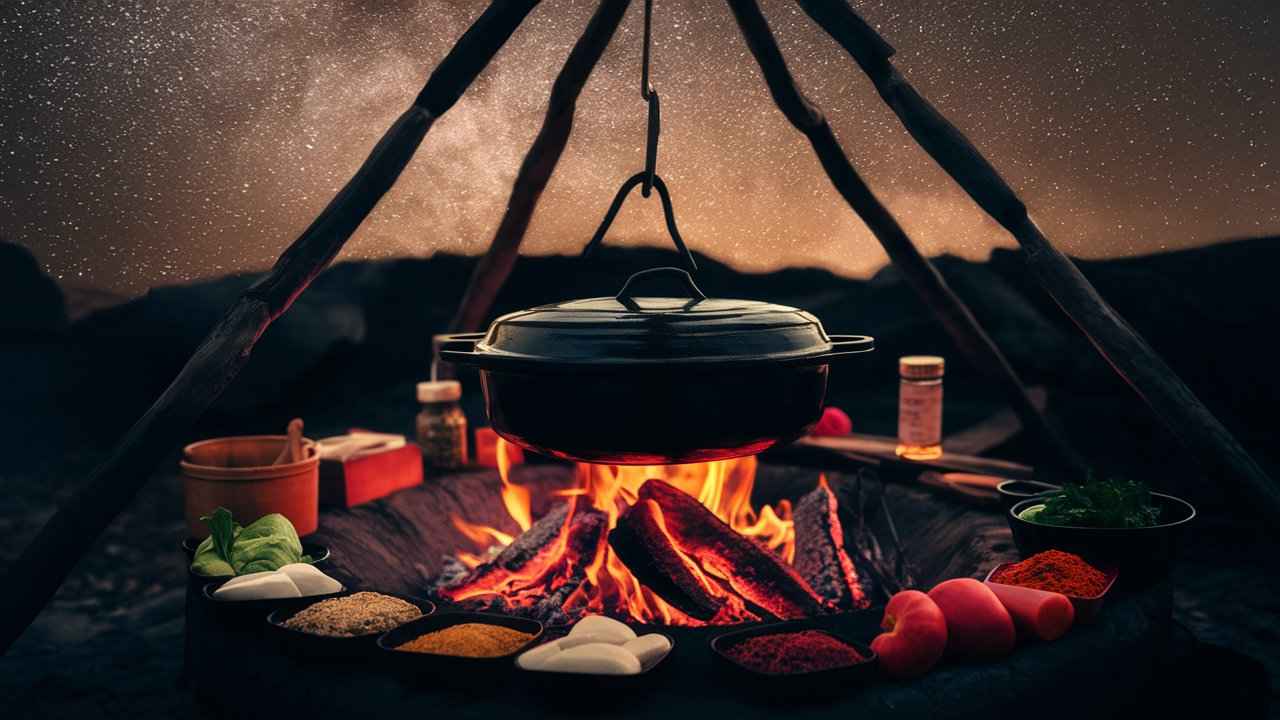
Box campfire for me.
[433,440,874,626]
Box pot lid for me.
[471,267,856,366]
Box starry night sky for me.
[2,0,1277,295]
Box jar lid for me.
[899,355,945,379]
[417,380,461,403]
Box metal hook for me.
[580,171,697,272]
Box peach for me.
[928,578,1016,661]
[870,590,948,679]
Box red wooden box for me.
[319,442,423,508]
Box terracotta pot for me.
[181,435,319,538]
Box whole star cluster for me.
[1,0,1277,295]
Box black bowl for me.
[996,479,1060,513]
[1007,492,1195,585]
[378,611,543,685]
[710,620,877,700]
[267,591,434,661]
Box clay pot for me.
[181,435,319,537]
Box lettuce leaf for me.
[189,510,305,576]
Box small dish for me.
[710,620,876,698]
[1007,492,1195,585]
[377,611,543,681]
[996,479,1060,513]
[267,591,434,660]
[984,563,1119,623]
[513,628,676,693]
[201,580,346,626]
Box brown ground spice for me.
[283,592,421,637]
[395,623,535,658]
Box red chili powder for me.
[990,549,1109,597]
[723,630,865,674]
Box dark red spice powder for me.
[723,630,865,674]
[990,549,1109,597]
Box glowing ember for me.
[444,439,811,626]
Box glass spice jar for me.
[896,355,944,461]
[416,380,468,468]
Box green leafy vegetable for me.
[189,509,307,577]
[1030,475,1162,529]
[231,514,304,574]
[202,507,238,563]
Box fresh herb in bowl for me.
[191,507,313,577]
[1020,476,1162,529]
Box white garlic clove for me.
[539,642,642,675]
[622,634,672,669]
[212,572,301,601]
[515,640,564,670]
[567,614,636,644]
[278,563,343,596]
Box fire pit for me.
[182,462,1175,719]
[429,444,882,627]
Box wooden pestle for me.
[272,418,304,465]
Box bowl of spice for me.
[377,611,542,681]
[1008,479,1195,584]
[986,549,1118,623]
[711,620,876,696]
[267,590,432,659]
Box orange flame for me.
[447,439,800,625]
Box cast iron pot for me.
[439,267,873,464]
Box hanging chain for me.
[640,0,660,197]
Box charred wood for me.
[436,501,573,600]
[634,480,826,619]
[793,481,870,610]
[609,499,747,621]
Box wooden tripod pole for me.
[0,0,540,654]
[450,0,632,333]
[796,0,1280,523]
[725,0,1085,473]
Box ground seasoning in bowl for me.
[989,549,1109,597]
[396,623,536,658]
[282,591,422,637]
[723,630,866,675]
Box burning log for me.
[436,502,572,600]
[437,501,609,624]
[616,480,827,620]
[609,499,751,621]
[793,480,869,610]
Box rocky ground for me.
[1,240,1276,717]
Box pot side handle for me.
[434,332,485,364]
[825,334,875,359]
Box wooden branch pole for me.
[797,0,1280,523]
[0,0,540,654]
[450,0,632,332]
[725,0,1084,472]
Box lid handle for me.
[615,267,707,310]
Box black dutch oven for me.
[439,267,873,465]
